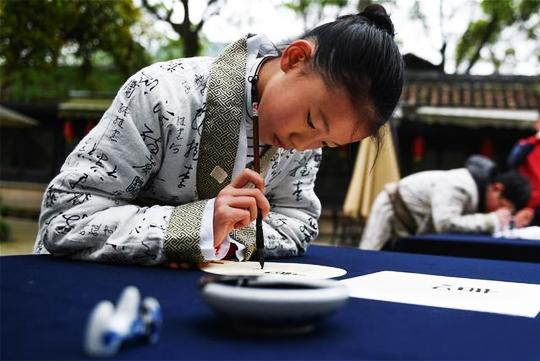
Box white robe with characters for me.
[34,35,322,265]
[360,168,498,250]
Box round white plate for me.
[199,261,347,279]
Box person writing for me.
[34,5,405,265]
[359,155,530,251]
[507,113,540,228]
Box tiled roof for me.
[401,72,540,110]
[58,97,112,119]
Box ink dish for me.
[198,275,349,335]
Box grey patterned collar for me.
[196,35,250,200]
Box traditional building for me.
[397,71,539,176]
[1,70,539,221]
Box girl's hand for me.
[213,169,269,247]
[513,208,533,228]
[494,207,512,229]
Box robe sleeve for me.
[35,67,200,265]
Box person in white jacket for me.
[34,5,405,265]
[359,155,531,251]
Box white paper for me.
[494,225,540,240]
[340,271,540,318]
[200,261,347,279]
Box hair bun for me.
[360,4,395,38]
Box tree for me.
[356,0,395,12]
[406,0,460,73]
[284,0,397,33]
[284,0,348,30]
[456,0,540,74]
[0,0,150,98]
[398,0,538,74]
[141,0,225,57]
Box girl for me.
[34,4,404,265]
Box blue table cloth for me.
[394,234,540,263]
[2,245,540,360]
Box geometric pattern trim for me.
[163,200,207,263]
[231,226,257,261]
[197,35,248,200]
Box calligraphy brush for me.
[251,69,265,270]
[252,111,265,269]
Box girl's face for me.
[485,183,515,213]
[256,41,373,151]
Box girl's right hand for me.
[213,169,270,247]
[513,208,533,228]
[494,207,512,229]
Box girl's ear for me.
[486,182,504,197]
[280,40,314,72]
[493,182,505,192]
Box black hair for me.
[492,172,531,211]
[465,154,498,212]
[298,4,404,152]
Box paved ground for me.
[1,217,38,255]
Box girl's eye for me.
[307,112,315,129]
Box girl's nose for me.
[293,133,324,151]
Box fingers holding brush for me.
[213,169,269,247]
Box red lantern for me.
[84,120,96,135]
[480,138,493,159]
[63,120,74,144]
[413,135,424,162]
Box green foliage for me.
[284,0,348,29]
[480,0,514,23]
[0,203,8,217]
[0,203,11,242]
[0,218,11,242]
[1,0,62,71]
[456,20,497,67]
[154,38,185,62]
[519,0,540,18]
[1,66,125,103]
[285,0,348,12]
[455,0,540,73]
[1,0,150,74]
[285,0,313,13]
[0,0,151,102]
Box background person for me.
[507,114,540,228]
[359,155,531,251]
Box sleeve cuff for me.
[489,212,501,233]
[200,200,246,261]
[163,200,207,263]
[201,199,237,260]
